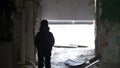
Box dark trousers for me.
[38,51,51,68]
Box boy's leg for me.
[45,51,51,68]
[38,53,44,68]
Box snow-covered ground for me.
[51,48,95,68]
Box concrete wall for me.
[15,0,36,66]
[0,0,36,67]
[97,21,120,68]
[40,0,95,20]
[0,0,18,68]
[0,42,17,68]
[24,0,35,64]
[15,0,26,65]
[96,0,120,68]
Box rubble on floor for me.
[51,47,97,68]
[64,56,99,68]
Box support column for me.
[24,0,35,65]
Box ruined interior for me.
[0,0,120,68]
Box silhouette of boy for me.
[34,20,55,68]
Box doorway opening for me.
[48,20,95,68]
[36,0,97,67]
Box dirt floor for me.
[51,47,95,68]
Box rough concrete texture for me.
[98,21,120,68]
[41,0,95,20]
[24,1,35,63]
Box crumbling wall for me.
[15,0,36,65]
[0,0,17,68]
[24,0,35,65]
[96,0,120,68]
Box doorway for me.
[35,0,96,67]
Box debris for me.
[89,56,99,63]
[85,60,99,68]
[64,59,86,67]
[84,56,99,68]
[78,45,88,48]
[54,44,88,48]
[70,44,88,48]
[64,56,99,68]
[54,45,78,48]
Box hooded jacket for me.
[34,20,55,52]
